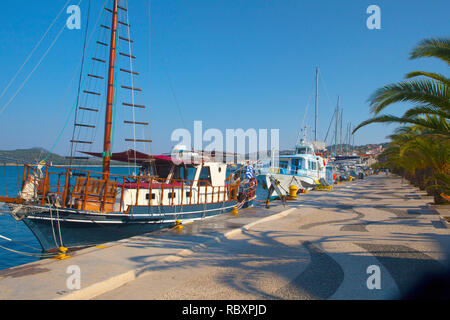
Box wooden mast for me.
[103,0,119,178]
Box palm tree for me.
[353,37,449,132]
[354,37,450,204]
[377,125,449,203]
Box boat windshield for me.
[295,146,314,155]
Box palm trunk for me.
[433,178,449,205]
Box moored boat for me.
[2,150,254,251]
[0,0,256,252]
[256,139,333,198]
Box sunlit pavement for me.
[96,175,450,300]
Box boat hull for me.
[257,173,317,199]
[17,200,241,252]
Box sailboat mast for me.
[102,0,119,177]
[335,96,339,155]
[314,67,319,141]
[339,109,343,155]
[348,122,352,155]
[352,127,355,154]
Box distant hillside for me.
[0,148,103,165]
[325,142,388,153]
[277,142,389,156]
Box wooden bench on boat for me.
[72,177,118,212]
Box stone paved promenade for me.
[97,175,450,300]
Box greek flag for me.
[245,165,254,179]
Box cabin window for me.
[292,158,304,170]
[173,165,197,181]
[279,161,289,169]
[291,159,298,174]
[299,158,305,169]
[296,146,313,155]
[139,165,156,177]
[153,162,171,179]
[168,192,176,199]
[198,166,212,186]
[308,160,312,170]
[311,161,317,170]
[145,193,155,200]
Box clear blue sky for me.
[0,0,448,155]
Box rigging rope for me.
[70,0,93,166]
[296,84,314,145]
[75,0,111,162]
[124,0,138,169]
[152,34,187,129]
[0,0,72,104]
[41,0,108,164]
[147,0,153,157]
[318,69,337,143]
[324,107,337,143]
[0,0,85,117]
[124,0,137,167]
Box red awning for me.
[80,149,174,164]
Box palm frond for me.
[405,71,450,86]
[409,37,450,65]
[403,105,450,119]
[368,79,449,115]
[353,114,450,136]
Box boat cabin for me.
[14,150,238,214]
[278,154,325,176]
[294,144,315,155]
[117,156,230,211]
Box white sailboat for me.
[256,68,335,199]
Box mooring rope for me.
[0,234,56,258]
[0,244,57,258]
[49,206,60,249]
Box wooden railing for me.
[17,164,239,213]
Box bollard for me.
[54,246,70,260]
[175,219,184,230]
[288,185,299,199]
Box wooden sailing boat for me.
[0,0,256,252]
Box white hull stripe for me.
[23,204,237,224]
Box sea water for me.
[0,166,137,271]
[0,166,267,271]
